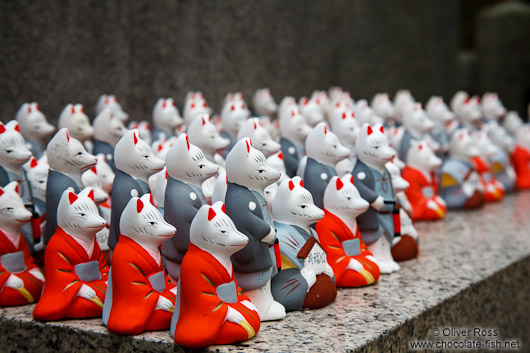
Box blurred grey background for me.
[1,0,529,123]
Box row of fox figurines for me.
[1,88,529,348]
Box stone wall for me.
[1,0,526,123]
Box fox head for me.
[371,93,395,120]
[153,97,183,132]
[187,114,230,159]
[299,96,324,127]
[93,108,127,146]
[120,193,176,249]
[183,93,211,124]
[114,129,165,182]
[237,118,281,157]
[47,128,98,177]
[81,167,110,204]
[57,187,106,241]
[190,201,248,259]
[482,93,506,121]
[272,177,324,229]
[252,88,277,116]
[450,128,479,161]
[58,104,94,142]
[426,96,455,124]
[24,155,49,202]
[406,140,442,172]
[323,174,369,221]
[356,123,396,171]
[0,121,32,174]
[96,94,128,121]
[15,102,56,141]
[279,106,312,145]
[0,182,33,235]
[402,103,435,135]
[166,133,219,186]
[225,138,281,195]
[305,122,350,166]
[221,99,250,137]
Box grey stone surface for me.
[477,1,530,116]
[1,191,529,352]
[0,0,461,124]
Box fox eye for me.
[148,221,157,226]
[199,165,204,169]
[78,213,87,217]
[6,149,13,153]
[374,146,380,149]
[5,207,14,211]
[144,155,149,159]
[346,197,352,200]
[220,230,227,234]
[300,205,307,209]
[76,152,83,156]
[258,169,265,173]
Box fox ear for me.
[208,208,216,221]
[380,126,384,134]
[0,188,3,197]
[288,180,295,191]
[68,191,78,204]
[336,177,344,190]
[136,198,144,213]
[133,131,139,144]
[350,176,354,184]
[245,139,251,153]
[0,123,5,134]
[299,179,304,187]
[221,203,226,213]
[185,134,190,150]
[30,157,38,168]
[87,189,95,201]
[367,125,373,135]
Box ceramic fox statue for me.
[353,123,400,274]
[152,97,183,141]
[299,96,325,127]
[385,161,419,261]
[187,114,230,163]
[44,128,98,244]
[487,125,516,193]
[303,122,350,209]
[33,188,108,320]
[425,96,455,158]
[279,106,311,178]
[24,156,48,218]
[0,182,44,306]
[471,131,505,202]
[270,177,336,311]
[512,124,530,190]
[162,134,218,281]
[171,202,260,348]
[439,128,485,209]
[103,194,176,335]
[92,108,127,172]
[399,103,436,162]
[58,104,94,143]
[95,94,129,122]
[224,138,286,321]
[108,129,164,250]
[315,174,380,287]
[402,140,446,221]
[183,92,212,125]
[15,102,55,158]
[330,109,360,177]
[371,93,395,124]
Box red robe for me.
[512,145,530,190]
[33,227,108,320]
[0,229,43,306]
[314,210,380,287]
[471,156,505,202]
[173,244,261,348]
[402,166,447,221]
[106,235,176,335]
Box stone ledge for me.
[1,192,529,352]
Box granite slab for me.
[1,191,529,352]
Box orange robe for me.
[106,235,176,335]
[402,166,447,221]
[314,211,380,287]
[33,227,108,320]
[172,244,260,348]
[471,156,505,202]
[512,145,530,190]
[0,229,43,306]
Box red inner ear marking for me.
[65,130,70,142]
[28,107,32,114]
[246,140,250,153]
[278,152,284,160]
[335,102,340,107]
[88,189,95,201]
[91,166,97,174]
[149,194,154,205]
[336,178,344,190]
[288,180,295,190]
[254,121,258,130]
[419,144,423,150]
[185,135,190,150]
[380,126,384,134]
[350,176,354,184]
[299,179,304,187]
[165,170,168,179]
[162,100,167,108]
[68,192,78,204]
[15,185,19,194]
[202,117,206,125]
[133,132,138,144]
[191,103,195,109]
[351,112,355,118]
[137,198,144,213]
[241,103,245,109]
[0,188,3,197]
[14,124,20,132]
[0,124,4,134]
[157,144,163,152]
[464,97,470,104]
[303,98,309,105]
[36,104,40,111]
[203,102,207,108]
[221,204,226,213]
[105,98,109,104]
[81,106,85,113]
[291,110,295,117]
[324,126,327,134]
[30,158,38,168]
[172,100,176,107]
[367,125,373,135]
[231,105,235,111]
[342,112,346,119]
[208,208,216,221]
[71,106,75,114]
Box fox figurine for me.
[171,202,260,348]
[33,188,108,320]
[103,194,176,335]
